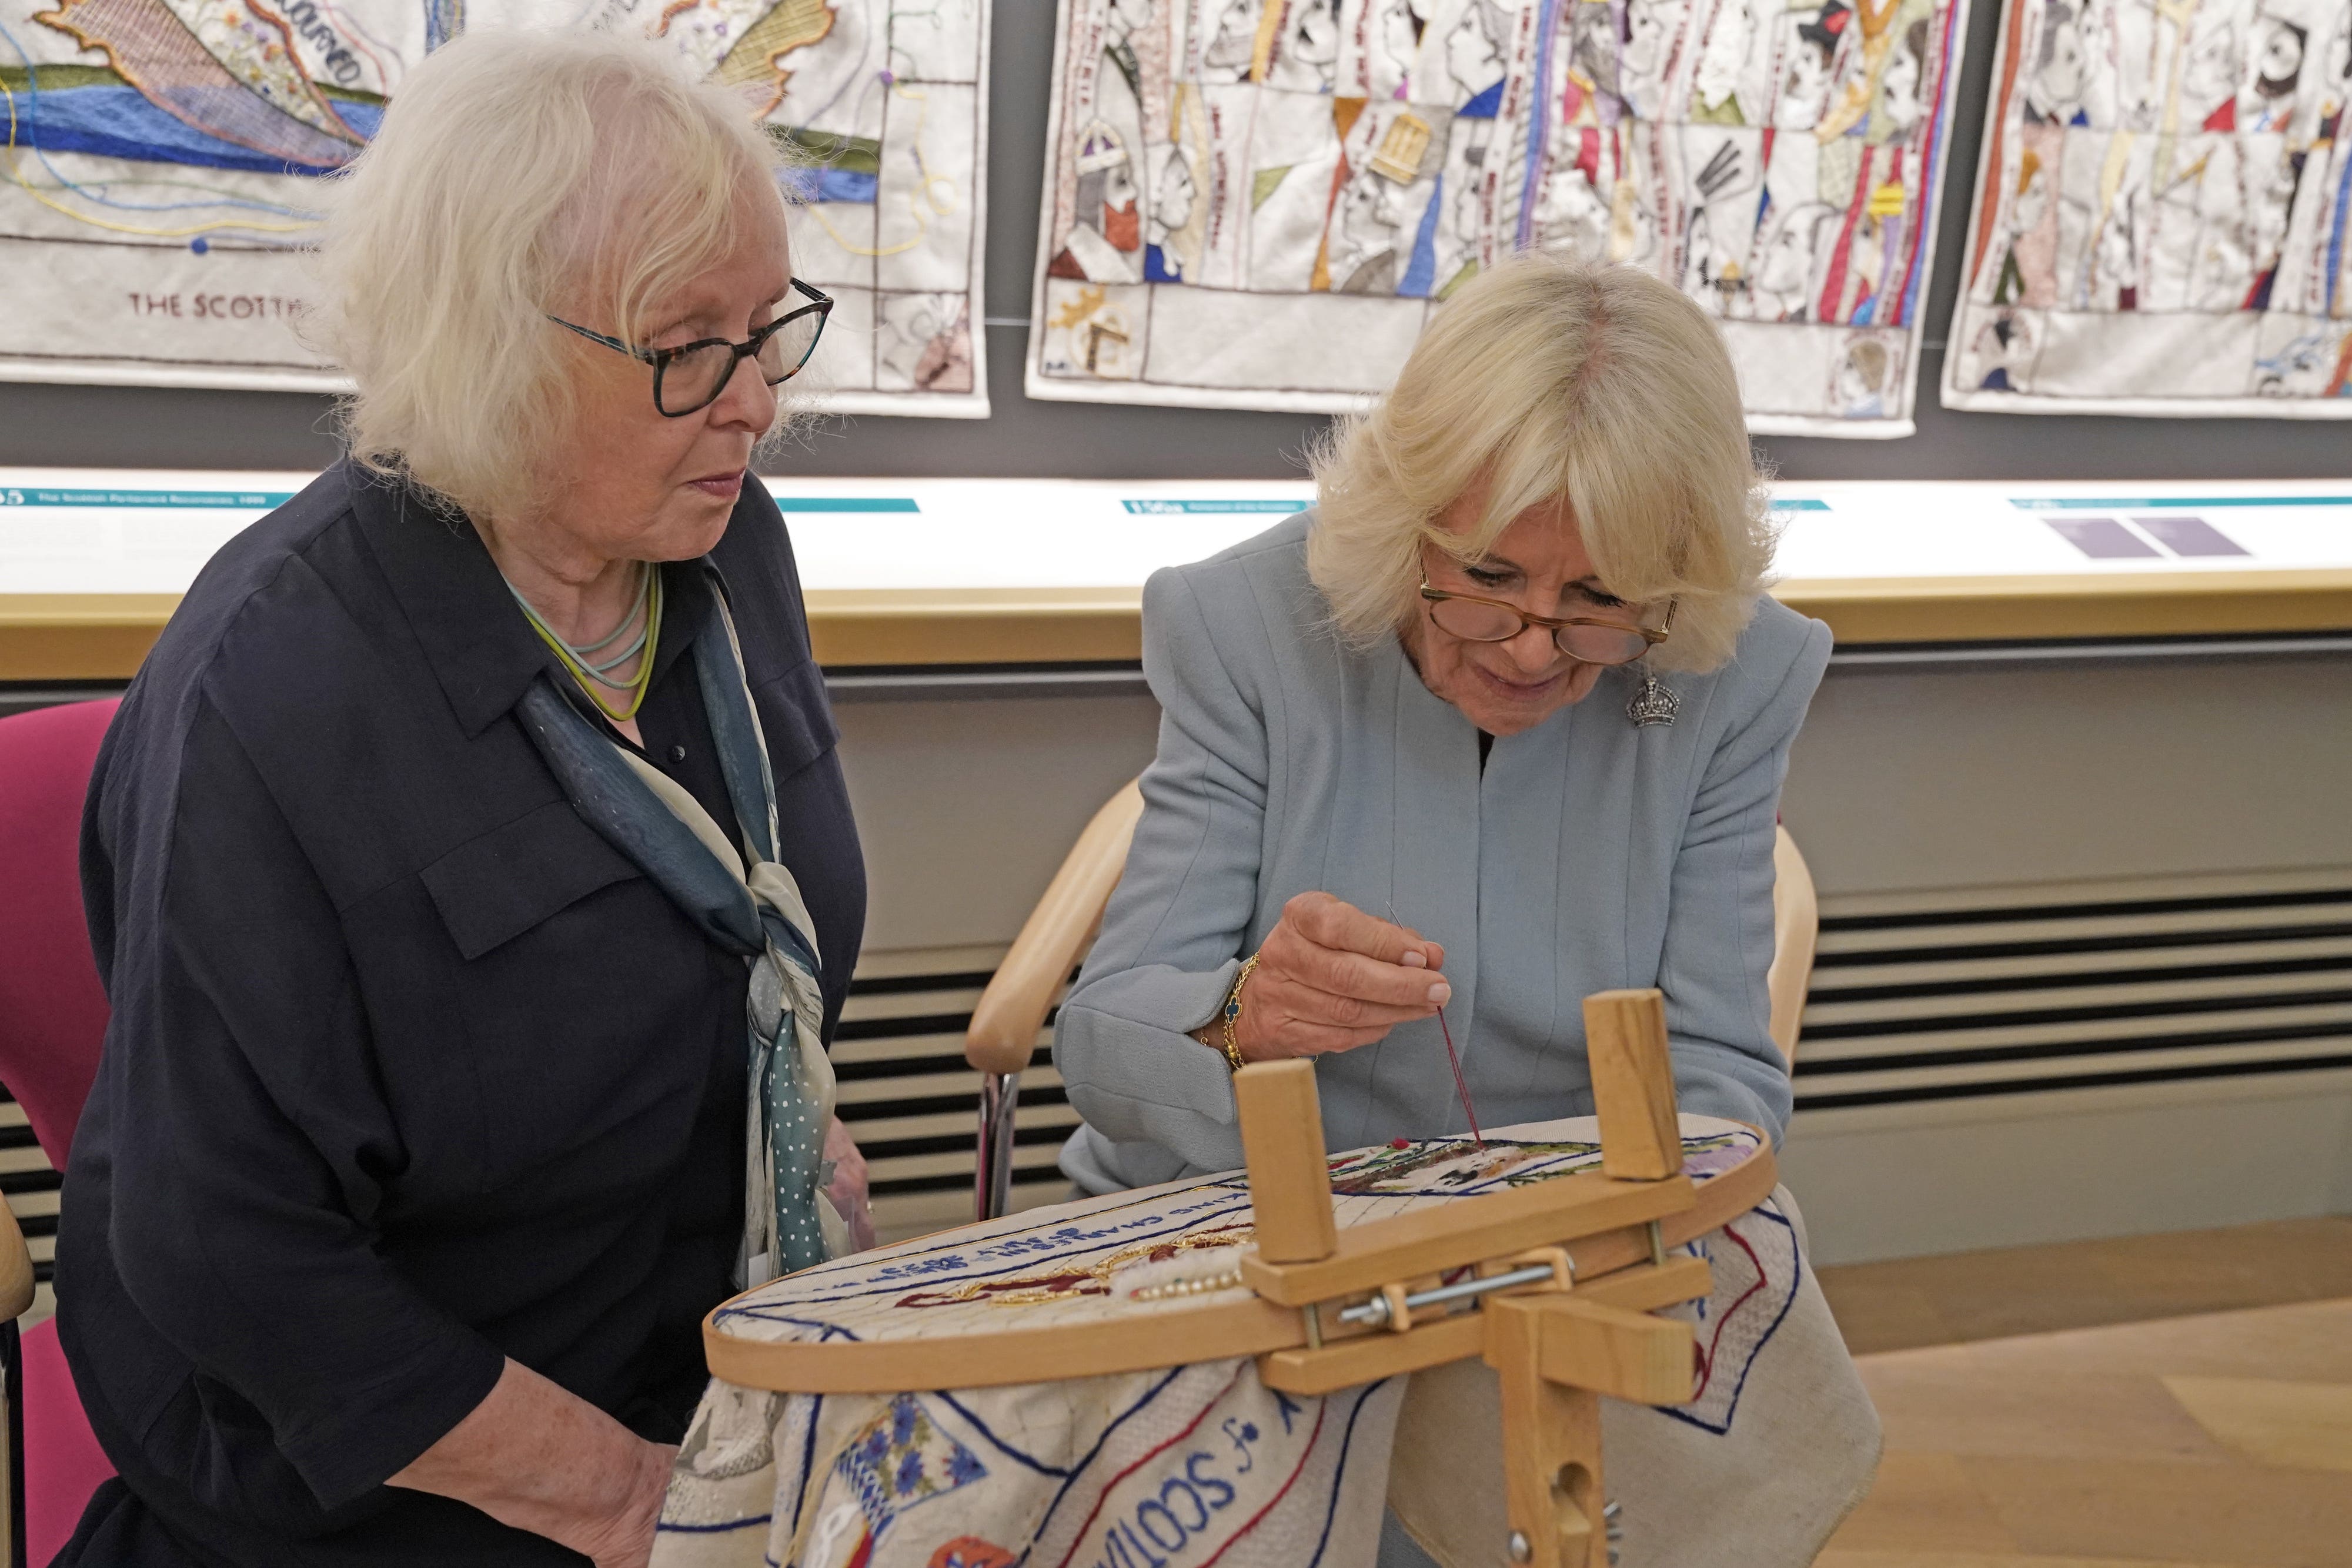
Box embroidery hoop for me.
[704,988,1770,1568]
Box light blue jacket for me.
[1054,513,1832,1193]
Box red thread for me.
[1688,1223,1769,1400]
[1385,900,1482,1146]
[1435,1005,1484,1147]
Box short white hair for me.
[1307,256,1777,674]
[310,29,787,521]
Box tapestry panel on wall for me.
[1944,0,2352,414]
[1027,0,1972,436]
[0,0,990,415]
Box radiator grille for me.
[833,968,1078,1243]
[1793,882,2352,1112]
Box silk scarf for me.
[517,574,840,1285]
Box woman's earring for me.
[1627,661,1678,727]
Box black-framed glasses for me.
[547,278,833,417]
[1419,577,1675,666]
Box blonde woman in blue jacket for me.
[1055,256,1832,1195]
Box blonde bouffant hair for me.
[1307,255,1777,674]
[309,29,786,523]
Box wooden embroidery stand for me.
[701,986,1777,1566]
[1232,988,1712,1568]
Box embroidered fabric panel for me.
[651,1121,1852,1567]
[657,1360,1407,1567]
[0,0,992,417]
[1024,0,1972,435]
[650,1118,1834,1567]
[701,1116,1760,1349]
[1943,0,2352,415]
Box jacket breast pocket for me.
[419,800,642,961]
[750,657,841,781]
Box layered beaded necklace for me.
[507,561,663,723]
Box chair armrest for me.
[965,780,1147,1077]
[1767,824,1819,1068]
[0,1198,32,1322]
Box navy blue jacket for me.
[59,459,864,1564]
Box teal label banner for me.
[0,487,923,514]
[1,487,296,509]
[1122,499,1311,514]
[2013,496,2352,510]
[1124,497,1829,515]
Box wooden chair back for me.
[1768,825,1819,1067]
[0,1206,30,1330]
[3,1197,31,1567]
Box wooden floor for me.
[1814,1222,2352,1568]
[1818,1218,2352,1358]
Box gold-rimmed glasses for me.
[1418,577,1674,666]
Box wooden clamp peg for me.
[1486,1298,1606,1568]
[1234,1059,1337,1264]
[1582,988,1682,1182]
[1486,1293,1698,1568]
[1522,1295,1696,1406]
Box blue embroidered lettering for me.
[1221,1416,1261,1473]
[1087,1527,1139,1568]
[1135,1499,1188,1553]
[1120,1520,1168,1568]
[1186,1452,1235,1509]
[1160,1476,1211,1532]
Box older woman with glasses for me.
[58,32,866,1568]
[1055,256,1832,1195]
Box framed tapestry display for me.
[1027,0,1972,435]
[1943,0,2352,414]
[0,0,992,416]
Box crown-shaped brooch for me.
[1626,667,1679,728]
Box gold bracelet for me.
[1217,955,1259,1072]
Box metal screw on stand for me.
[1503,1502,1621,1565]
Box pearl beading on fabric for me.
[1127,1267,1247,1302]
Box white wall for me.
[1783,653,2352,897]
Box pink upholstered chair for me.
[0,698,122,1566]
